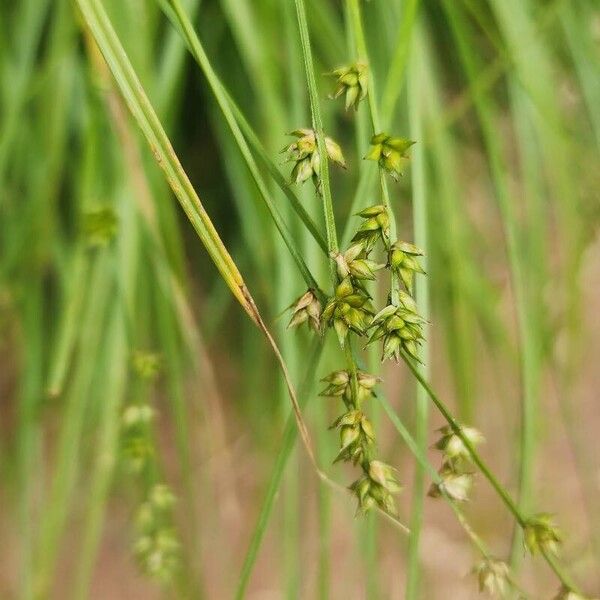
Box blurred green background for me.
[1,0,599,598]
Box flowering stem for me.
[294,0,339,260]
[378,394,533,600]
[346,0,401,309]
[346,0,395,243]
[400,350,581,593]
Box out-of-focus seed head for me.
[82,206,118,247]
[523,513,562,555]
[150,484,177,510]
[552,586,598,600]
[132,351,161,380]
[433,425,485,464]
[122,405,155,428]
[473,558,509,597]
[122,436,154,473]
[428,465,474,502]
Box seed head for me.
[328,62,368,111]
[287,289,322,333]
[351,204,390,250]
[523,513,562,555]
[368,460,402,493]
[364,133,415,181]
[366,302,425,362]
[281,129,346,188]
[332,243,385,281]
[332,410,375,465]
[322,277,374,346]
[389,241,425,293]
[320,368,380,405]
[428,465,474,502]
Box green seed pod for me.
[385,315,405,332]
[356,204,386,218]
[333,318,349,346]
[335,276,354,298]
[340,424,360,449]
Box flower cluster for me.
[121,356,181,583]
[320,369,379,406]
[121,403,155,473]
[321,369,401,516]
[133,484,180,583]
[281,128,346,187]
[332,243,385,281]
[321,276,374,346]
[364,133,415,181]
[366,297,425,362]
[328,62,368,111]
[428,425,484,502]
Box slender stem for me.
[441,0,540,572]
[164,0,323,294]
[157,0,329,257]
[294,0,339,260]
[405,32,430,600]
[235,342,323,599]
[345,0,405,319]
[346,0,395,242]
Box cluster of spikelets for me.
[282,60,590,599]
[319,368,402,515]
[120,352,180,583]
[281,128,346,188]
[428,425,484,503]
[282,57,430,516]
[133,484,181,583]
